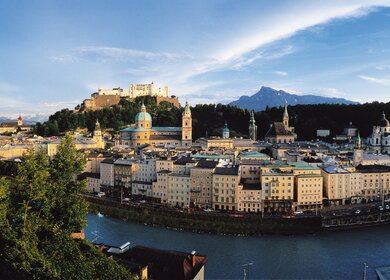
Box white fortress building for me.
[97,82,168,98]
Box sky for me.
[1,0,390,118]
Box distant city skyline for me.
[1,0,390,117]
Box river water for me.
[85,213,390,279]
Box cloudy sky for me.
[1,0,390,117]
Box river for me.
[85,213,390,279]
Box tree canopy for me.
[0,135,133,279]
[34,97,390,141]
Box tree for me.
[48,133,88,233]
[0,138,133,279]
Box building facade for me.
[120,103,192,148]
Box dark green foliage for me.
[0,137,132,279]
[35,98,390,140]
[0,161,18,177]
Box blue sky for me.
[1,0,390,117]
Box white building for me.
[168,173,191,208]
[100,158,115,188]
[368,112,390,154]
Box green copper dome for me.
[135,103,152,122]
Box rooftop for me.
[195,159,219,169]
[214,166,239,175]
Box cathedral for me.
[120,102,192,148]
[367,112,390,154]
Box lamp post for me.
[242,261,254,280]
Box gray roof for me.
[214,166,239,175]
[265,122,294,138]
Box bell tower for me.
[182,101,192,147]
[17,115,23,126]
[353,132,363,166]
[283,104,289,128]
[248,110,257,141]
[93,119,104,149]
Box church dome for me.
[135,103,152,122]
[377,112,390,127]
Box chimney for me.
[191,251,196,267]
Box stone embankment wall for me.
[86,196,322,235]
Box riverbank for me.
[86,196,322,235]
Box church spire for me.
[283,104,289,128]
[248,110,257,141]
[356,131,362,149]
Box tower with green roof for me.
[222,121,230,139]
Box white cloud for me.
[273,71,289,77]
[52,46,189,64]
[41,1,390,110]
[375,65,390,70]
[358,75,390,85]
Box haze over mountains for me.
[229,86,359,111]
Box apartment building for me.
[190,160,218,209]
[237,183,262,213]
[212,166,240,211]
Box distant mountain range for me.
[229,86,359,111]
[0,115,48,124]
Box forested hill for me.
[34,96,390,141]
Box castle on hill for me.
[80,82,180,111]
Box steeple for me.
[249,110,256,124]
[17,115,23,126]
[181,100,192,147]
[353,131,363,166]
[248,110,257,141]
[94,119,102,137]
[183,100,191,116]
[356,131,362,149]
[283,104,289,128]
[222,121,230,139]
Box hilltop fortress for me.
[81,82,180,111]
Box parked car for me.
[294,210,303,215]
[385,205,390,210]
[379,206,384,211]
[354,209,361,214]
[123,197,130,202]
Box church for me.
[367,112,390,154]
[265,105,296,144]
[120,102,192,148]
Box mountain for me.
[229,86,359,111]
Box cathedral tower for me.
[93,119,104,149]
[182,101,192,147]
[248,110,257,141]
